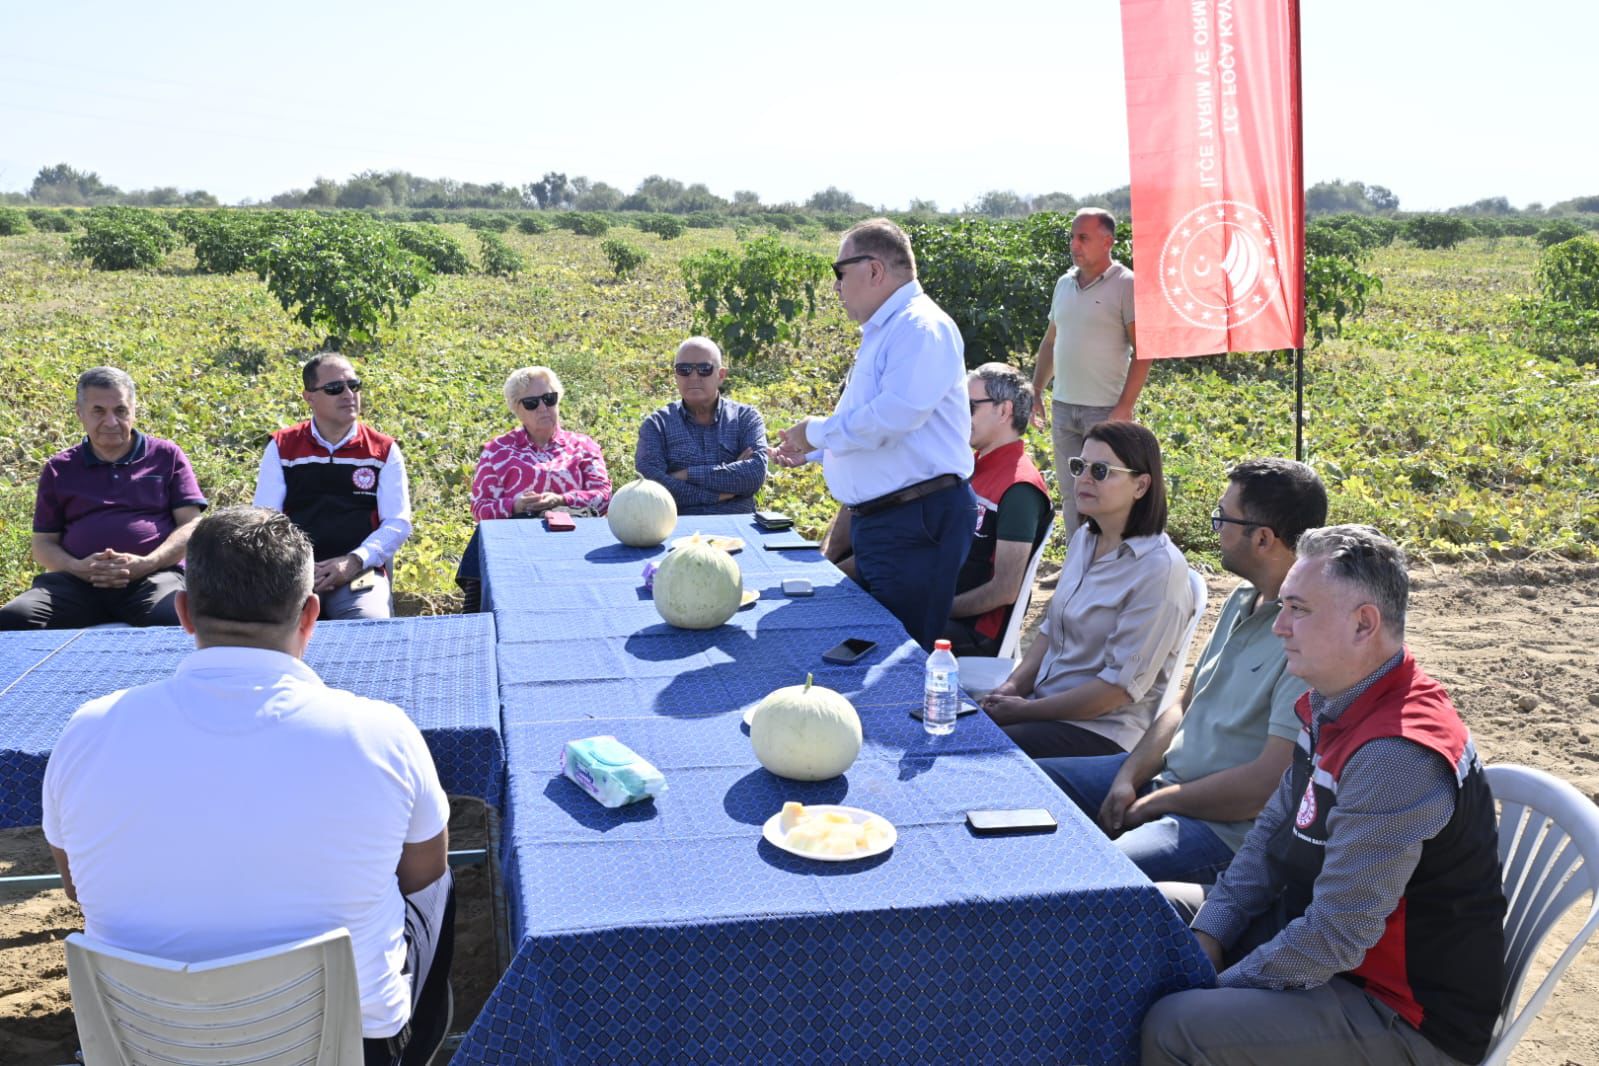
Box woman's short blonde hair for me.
[503,365,564,411]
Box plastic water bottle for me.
[924,639,960,735]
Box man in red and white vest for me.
[1143,525,1505,1066]
[939,363,1050,656]
[253,353,412,619]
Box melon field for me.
[1,222,1595,612]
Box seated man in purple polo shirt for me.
[0,367,207,630]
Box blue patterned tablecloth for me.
[0,614,505,828]
[459,516,1213,1065]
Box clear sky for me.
[1,0,1594,211]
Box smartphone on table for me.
[821,637,877,665]
[965,809,1059,835]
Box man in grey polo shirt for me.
[1030,208,1143,534]
[1036,459,1327,884]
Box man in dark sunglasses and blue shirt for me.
[775,218,975,650]
[634,337,768,515]
[253,353,412,619]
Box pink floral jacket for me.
[470,427,612,520]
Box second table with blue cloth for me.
[0,614,506,829]
[461,515,1214,1065]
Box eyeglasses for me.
[1068,456,1140,481]
[969,398,1000,415]
[1210,506,1259,534]
[831,254,878,280]
[517,392,560,410]
[312,379,362,396]
[674,362,718,377]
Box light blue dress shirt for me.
[810,280,974,506]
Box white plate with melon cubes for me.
[670,534,744,554]
[763,802,897,862]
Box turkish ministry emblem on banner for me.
[1121,0,1305,358]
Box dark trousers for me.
[939,616,1000,658]
[0,568,184,630]
[850,481,976,652]
[1002,719,1127,758]
[364,875,457,1066]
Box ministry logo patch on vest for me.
[351,467,377,491]
[1295,782,1318,830]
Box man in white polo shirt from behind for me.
[44,506,452,1066]
[1031,207,1143,535]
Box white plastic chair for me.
[65,927,363,1066]
[956,516,1054,695]
[1481,763,1599,1066]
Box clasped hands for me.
[773,419,815,469]
[313,553,363,594]
[79,548,150,589]
[514,489,565,516]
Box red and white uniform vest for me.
[271,422,395,564]
[955,440,1049,640]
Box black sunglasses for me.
[1068,456,1140,481]
[969,398,1000,415]
[518,392,560,410]
[1211,506,1259,533]
[831,254,877,280]
[674,362,718,377]
[312,378,361,396]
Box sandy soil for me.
[3,559,1596,1064]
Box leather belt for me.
[850,474,962,518]
[383,1020,412,1059]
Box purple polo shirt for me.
[33,431,208,560]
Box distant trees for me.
[1306,179,1399,216]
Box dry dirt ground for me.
[3,559,1596,1065]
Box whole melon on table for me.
[608,479,678,546]
[652,535,742,629]
[750,674,863,781]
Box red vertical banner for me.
[1120,0,1305,358]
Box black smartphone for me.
[909,702,981,722]
[763,540,821,551]
[754,510,793,530]
[965,809,1059,836]
[822,637,877,665]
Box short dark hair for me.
[1227,459,1328,549]
[185,507,313,629]
[1072,207,1117,237]
[969,362,1034,434]
[301,352,350,390]
[1084,420,1168,538]
[1296,524,1409,638]
[842,218,917,276]
[76,366,136,404]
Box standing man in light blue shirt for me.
[775,218,976,649]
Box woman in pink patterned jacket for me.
[471,366,612,520]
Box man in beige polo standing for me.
[1031,208,1144,534]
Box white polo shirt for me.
[42,646,449,1038]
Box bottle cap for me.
[933,639,952,651]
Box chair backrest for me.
[1481,763,1599,1066]
[66,927,364,1066]
[1155,570,1209,713]
[994,514,1056,660]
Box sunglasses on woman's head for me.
[674,362,717,377]
[518,392,560,410]
[313,379,361,396]
[1068,456,1139,481]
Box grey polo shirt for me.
[1048,261,1136,407]
[1033,525,1193,751]
[1157,582,1308,852]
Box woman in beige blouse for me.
[981,421,1193,758]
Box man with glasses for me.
[1144,524,1504,1066]
[1036,459,1326,885]
[939,363,1051,656]
[1029,208,1142,536]
[634,336,768,515]
[774,218,975,650]
[253,353,412,620]
[0,366,207,630]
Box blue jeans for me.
[1037,753,1237,884]
[850,481,976,652]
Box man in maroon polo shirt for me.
[1,367,207,630]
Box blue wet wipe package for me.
[561,735,668,808]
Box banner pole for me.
[1294,348,1305,462]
